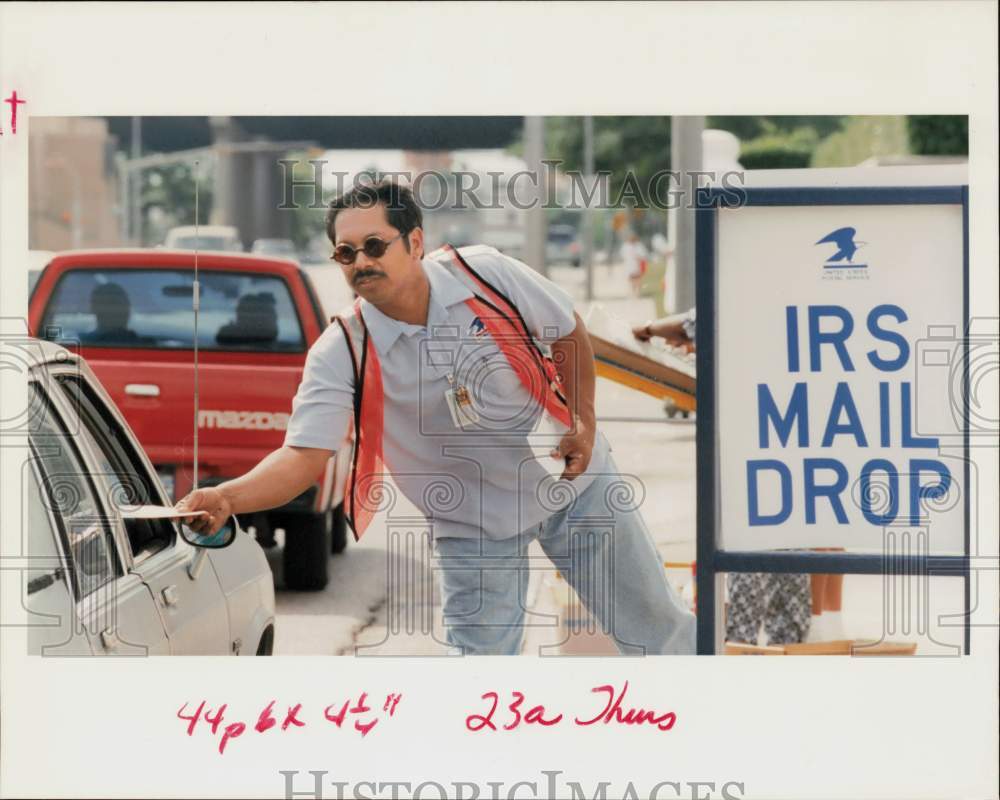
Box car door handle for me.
[161,585,179,607]
[125,383,160,397]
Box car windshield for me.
[548,227,576,243]
[254,240,295,255]
[172,236,238,251]
[40,268,306,352]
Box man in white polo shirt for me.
[177,179,695,656]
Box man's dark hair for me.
[325,179,423,253]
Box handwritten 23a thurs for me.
[466,682,676,733]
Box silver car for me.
[22,340,276,656]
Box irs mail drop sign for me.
[716,200,966,553]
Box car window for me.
[26,459,71,597]
[28,382,121,599]
[40,268,305,352]
[56,374,174,562]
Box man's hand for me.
[174,487,233,536]
[633,319,695,352]
[551,416,595,481]
[170,445,333,535]
[632,323,654,342]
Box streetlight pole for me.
[130,116,142,245]
[523,116,547,275]
[582,115,595,302]
[669,116,704,314]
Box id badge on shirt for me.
[444,383,480,430]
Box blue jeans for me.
[433,457,696,655]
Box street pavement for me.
[271,262,965,657]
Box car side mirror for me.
[180,516,239,549]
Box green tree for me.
[281,151,329,250]
[141,162,213,244]
[707,117,848,170]
[907,116,968,155]
[520,117,672,238]
[515,116,672,206]
[708,115,845,142]
[811,116,910,167]
[738,128,818,169]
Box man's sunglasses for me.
[330,233,403,266]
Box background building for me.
[29,117,123,251]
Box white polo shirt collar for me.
[358,257,476,356]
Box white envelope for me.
[526,411,569,479]
[119,505,208,520]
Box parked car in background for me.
[19,339,275,656]
[29,249,353,591]
[164,225,243,252]
[546,224,582,267]
[483,229,526,262]
[251,238,298,258]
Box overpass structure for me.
[105,116,523,153]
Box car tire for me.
[242,512,276,549]
[331,502,348,555]
[256,625,274,656]
[275,510,331,591]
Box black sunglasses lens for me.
[363,238,389,259]
[333,246,357,265]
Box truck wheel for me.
[275,510,331,591]
[331,502,348,555]
[256,625,274,656]
[245,512,276,549]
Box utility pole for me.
[130,116,142,245]
[115,152,129,243]
[669,116,704,314]
[522,116,547,275]
[582,115,595,302]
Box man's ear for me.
[409,227,425,260]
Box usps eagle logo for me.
[816,227,868,269]
[468,317,488,339]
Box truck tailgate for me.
[89,354,303,485]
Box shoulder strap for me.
[428,244,518,316]
[335,300,371,537]
[336,303,366,383]
[432,243,568,407]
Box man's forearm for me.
[218,445,333,515]
[552,312,597,428]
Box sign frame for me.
[694,184,970,655]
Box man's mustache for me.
[352,270,386,285]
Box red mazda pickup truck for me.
[29,249,352,591]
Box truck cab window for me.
[40,268,305,352]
